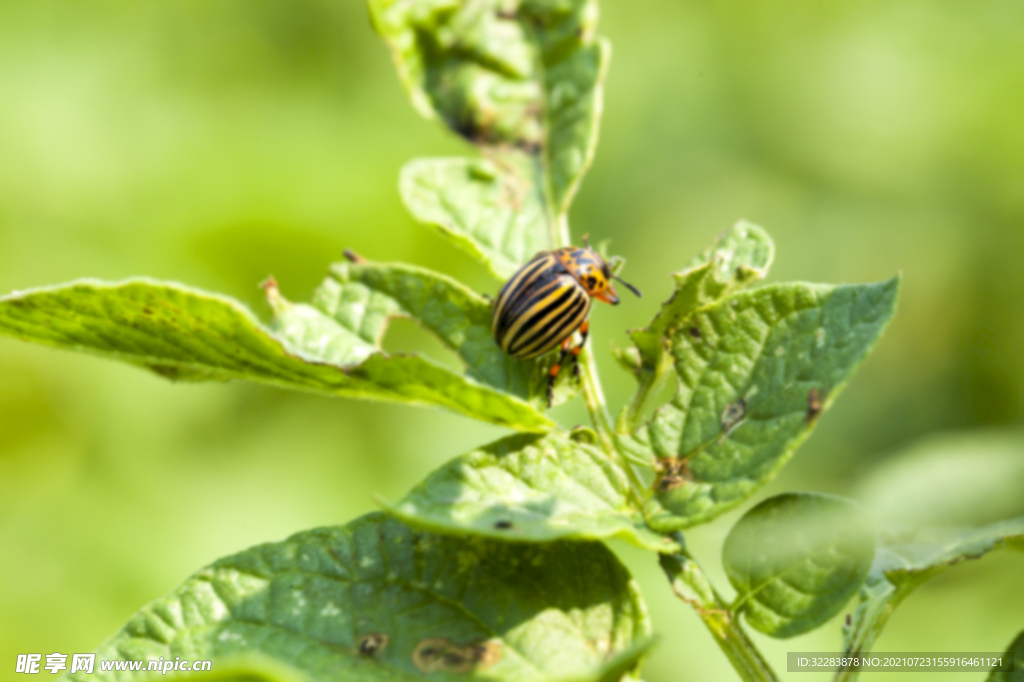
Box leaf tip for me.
[343,249,367,264]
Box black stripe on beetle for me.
[491,245,642,404]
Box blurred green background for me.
[1,0,1022,680]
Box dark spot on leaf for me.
[659,476,684,492]
[655,457,692,492]
[721,398,746,432]
[689,326,701,339]
[494,520,513,530]
[807,387,825,421]
[845,614,852,627]
[143,307,153,315]
[413,638,501,674]
[357,633,389,657]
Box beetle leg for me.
[547,336,575,406]
[570,320,589,378]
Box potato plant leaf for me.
[400,157,554,279]
[855,430,1024,527]
[986,629,1024,682]
[0,279,553,432]
[313,259,577,406]
[370,0,609,276]
[68,513,653,682]
[385,432,679,553]
[618,221,774,430]
[839,516,1024,679]
[631,278,898,530]
[723,493,875,638]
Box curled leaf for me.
[986,629,1024,682]
[840,516,1024,679]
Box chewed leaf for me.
[723,493,875,638]
[309,257,579,407]
[400,157,552,279]
[635,279,899,531]
[630,221,774,375]
[385,432,679,553]
[619,222,774,430]
[372,0,610,275]
[320,259,526,396]
[69,513,654,682]
[840,516,1024,674]
[0,279,552,432]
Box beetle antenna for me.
[581,233,591,248]
[614,275,642,298]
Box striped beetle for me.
[491,238,641,402]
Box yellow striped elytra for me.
[491,241,641,401]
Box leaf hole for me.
[413,638,501,674]
[357,633,389,657]
[721,398,746,432]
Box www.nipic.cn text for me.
[15,653,212,675]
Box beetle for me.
[491,239,641,401]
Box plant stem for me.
[617,365,662,434]
[578,343,648,505]
[660,540,780,682]
[560,214,647,505]
[578,345,614,446]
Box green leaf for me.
[722,493,875,638]
[839,516,1024,678]
[632,278,899,531]
[0,279,552,432]
[371,0,610,276]
[400,157,554,280]
[856,429,1024,527]
[618,221,774,431]
[385,432,679,553]
[313,259,577,406]
[70,513,654,682]
[632,221,775,367]
[986,629,1024,682]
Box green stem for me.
[578,344,648,505]
[578,345,614,446]
[618,366,660,434]
[660,541,780,682]
[558,213,647,505]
